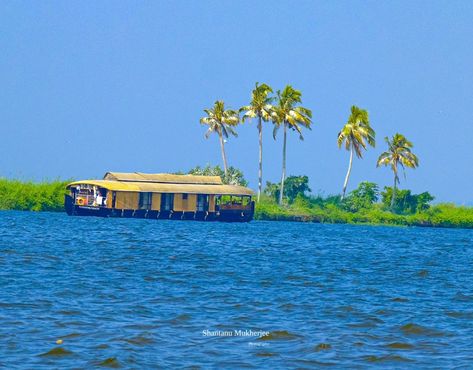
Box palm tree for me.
[377,133,419,209]
[338,106,375,200]
[200,100,239,176]
[272,85,312,205]
[240,83,274,202]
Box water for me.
[1,211,473,368]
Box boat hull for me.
[65,195,253,222]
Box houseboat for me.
[65,172,255,222]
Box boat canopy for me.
[103,172,223,185]
[67,172,254,196]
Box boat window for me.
[197,194,209,212]
[75,184,95,206]
[161,193,174,211]
[221,195,242,205]
[139,192,152,210]
[182,193,188,200]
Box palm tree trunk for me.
[279,123,287,205]
[341,146,354,200]
[391,172,397,210]
[257,116,263,202]
[219,132,228,176]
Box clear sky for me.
[1,1,472,204]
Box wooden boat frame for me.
[65,172,255,222]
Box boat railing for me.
[75,194,107,207]
[217,202,253,211]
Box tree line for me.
[200,83,419,211]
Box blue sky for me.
[1,1,472,203]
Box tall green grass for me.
[254,196,473,229]
[0,179,70,212]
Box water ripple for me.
[0,211,472,367]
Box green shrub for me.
[342,181,379,212]
[0,179,69,212]
[187,165,248,186]
[264,175,311,203]
[381,187,434,214]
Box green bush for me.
[342,182,379,212]
[381,187,434,214]
[264,175,311,203]
[0,179,69,212]
[254,190,473,228]
[187,165,248,186]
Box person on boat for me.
[95,189,103,206]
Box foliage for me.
[338,106,376,199]
[200,100,239,140]
[272,85,313,204]
[418,203,473,228]
[200,100,240,174]
[337,106,375,157]
[377,133,419,208]
[416,191,436,211]
[240,82,274,123]
[381,187,434,214]
[240,82,274,201]
[377,134,419,174]
[254,195,473,229]
[0,179,69,212]
[308,194,342,208]
[272,85,312,140]
[342,182,379,212]
[264,175,311,203]
[256,174,470,228]
[284,175,311,203]
[187,165,248,186]
[263,181,280,202]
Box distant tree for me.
[188,165,248,186]
[308,194,336,208]
[284,175,311,203]
[263,181,280,202]
[381,187,434,213]
[240,83,274,202]
[264,175,311,203]
[200,101,239,176]
[377,134,419,210]
[343,181,379,212]
[337,106,375,199]
[416,192,435,212]
[272,85,312,205]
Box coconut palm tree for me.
[240,83,274,201]
[377,133,419,209]
[272,85,312,205]
[200,100,239,176]
[338,106,375,200]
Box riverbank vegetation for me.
[256,178,473,229]
[1,175,472,229]
[0,179,69,212]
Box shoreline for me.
[1,178,472,229]
[255,214,472,229]
[0,208,472,230]
[254,200,473,230]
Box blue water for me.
[1,211,473,368]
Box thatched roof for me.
[67,180,254,196]
[104,172,222,185]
